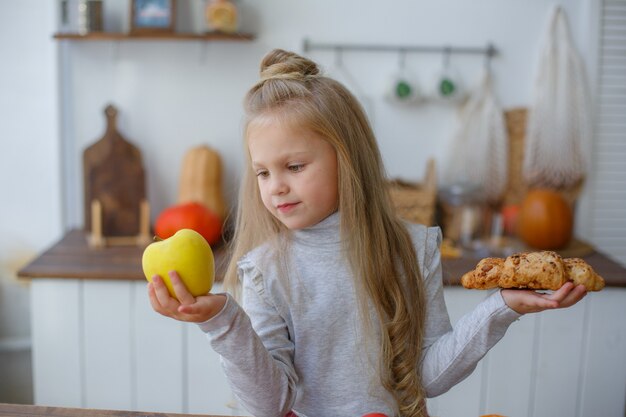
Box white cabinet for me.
[31,280,626,417]
[428,287,626,417]
[31,279,247,416]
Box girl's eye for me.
[256,170,269,178]
[288,164,304,172]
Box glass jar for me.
[59,0,102,34]
[438,183,486,247]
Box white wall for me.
[0,0,604,343]
[0,2,61,346]
[58,0,591,227]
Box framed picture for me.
[130,0,176,34]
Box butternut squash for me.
[178,145,227,221]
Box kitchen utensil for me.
[432,48,466,103]
[443,68,508,204]
[523,5,590,189]
[83,104,149,246]
[385,50,421,105]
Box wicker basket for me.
[388,159,437,225]
[503,108,582,207]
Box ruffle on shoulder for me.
[404,222,443,280]
[236,253,267,298]
[423,226,443,279]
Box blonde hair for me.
[225,49,427,417]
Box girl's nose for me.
[268,175,288,195]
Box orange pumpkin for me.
[155,202,222,245]
[517,189,573,249]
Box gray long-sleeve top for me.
[198,213,521,417]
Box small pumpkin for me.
[517,189,573,249]
[155,202,222,245]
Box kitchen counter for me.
[17,229,229,282]
[0,403,230,417]
[18,229,626,287]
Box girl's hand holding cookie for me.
[148,271,226,323]
[501,281,587,314]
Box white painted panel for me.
[133,281,186,413]
[531,297,587,417]
[82,280,133,410]
[186,283,241,415]
[589,0,626,266]
[481,312,536,416]
[30,279,82,407]
[578,288,626,417]
[29,280,626,416]
[432,287,488,417]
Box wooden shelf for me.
[53,31,255,41]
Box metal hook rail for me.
[302,38,498,58]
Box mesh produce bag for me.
[444,70,508,204]
[523,5,591,188]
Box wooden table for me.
[18,229,626,287]
[0,403,229,417]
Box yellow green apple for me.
[142,228,214,300]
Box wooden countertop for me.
[17,229,626,287]
[0,403,230,417]
[17,229,228,282]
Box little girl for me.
[148,49,587,417]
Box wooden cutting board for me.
[83,105,146,237]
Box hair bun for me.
[259,49,320,82]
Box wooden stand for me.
[88,199,152,248]
[83,104,149,247]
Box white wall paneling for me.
[426,288,486,417]
[426,288,626,417]
[480,305,536,416]
[30,279,82,407]
[186,283,247,416]
[31,281,626,416]
[82,281,134,410]
[578,288,626,417]
[133,280,186,413]
[530,298,587,417]
[31,279,239,415]
[587,0,626,266]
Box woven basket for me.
[389,159,437,225]
[503,108,582,207]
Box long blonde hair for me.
[225,49,427,417]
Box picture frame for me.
[130,0,176,34]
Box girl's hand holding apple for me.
[148,271,226,323]
[143,228,226,323]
